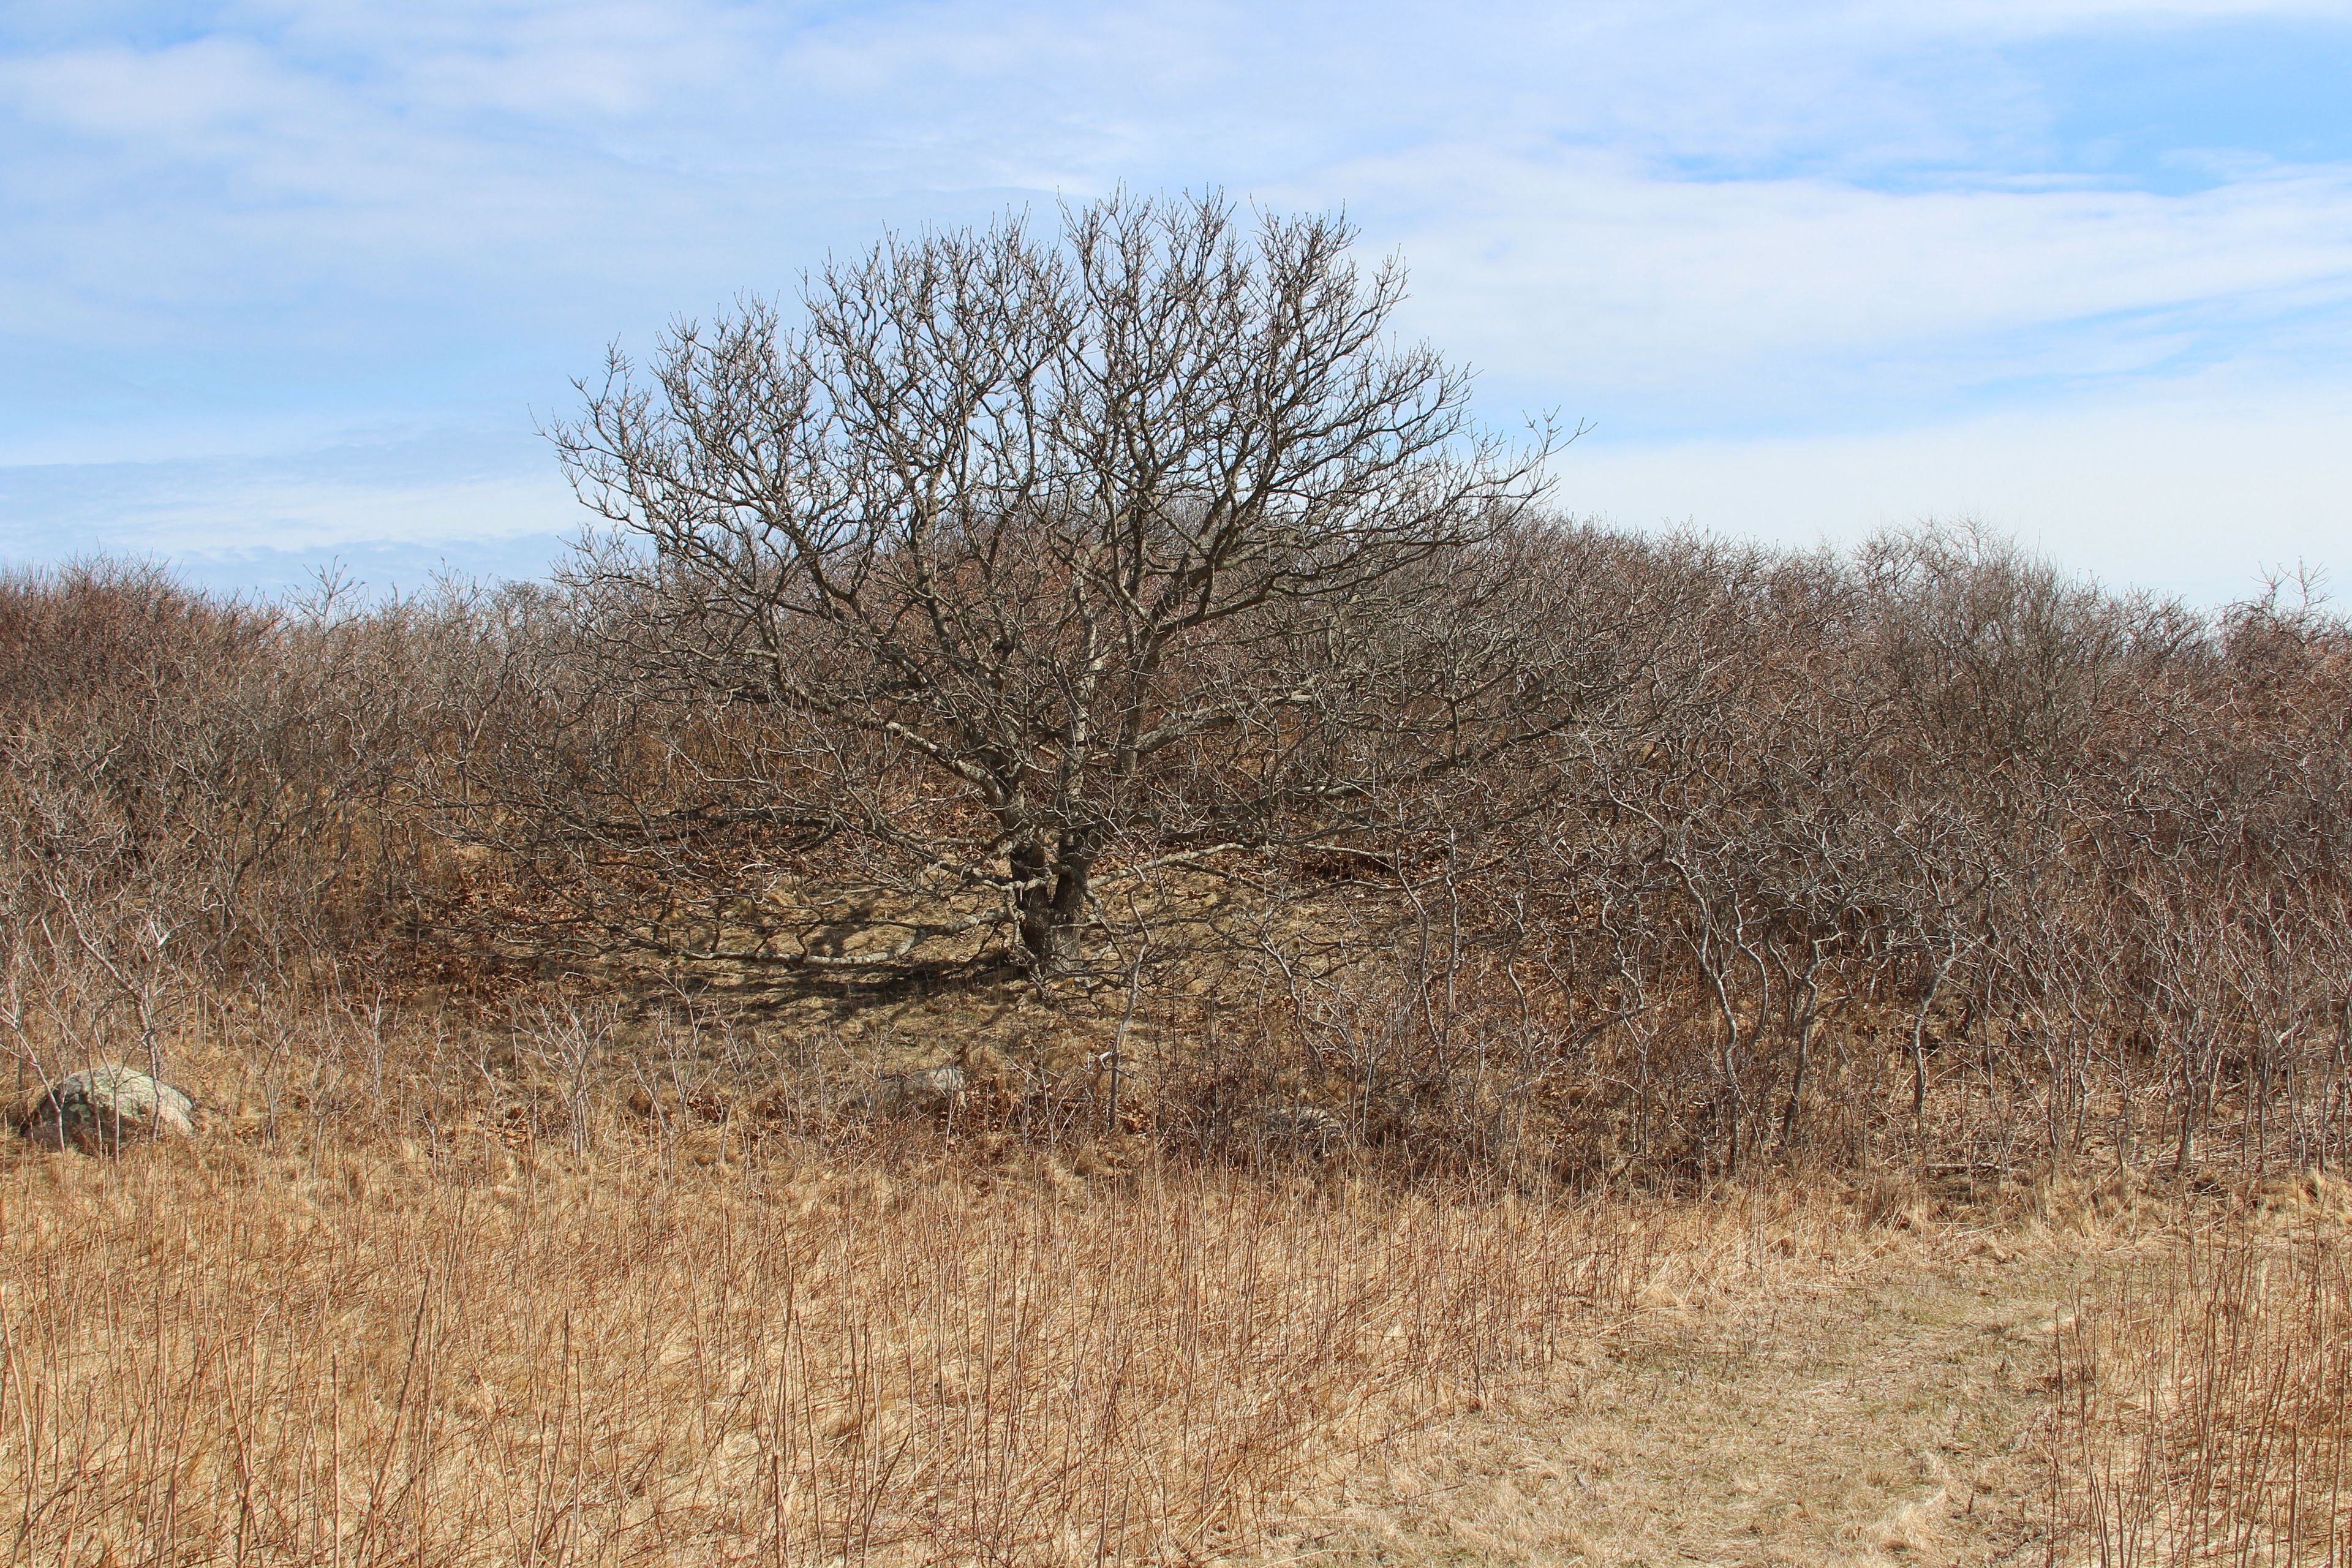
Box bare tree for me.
[548,191,1556,971]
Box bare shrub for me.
[0,562,445,1117]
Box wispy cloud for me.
[1332,148,2352,422]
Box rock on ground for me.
[20,1065,197,1154]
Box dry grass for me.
[2049,1174,2352,1568]
[1241,1196,2079,1568]
[0,1128,1880,1567]
[4,990,2343,1566]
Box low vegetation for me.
[2050,1179,2352,1566]
[1,1126,1728,1564]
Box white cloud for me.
[0,419,578,566]
[1313,147,2352,422]
[1556,375,2352,604]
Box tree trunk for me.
[1012,835,1092,972]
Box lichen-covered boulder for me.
[21,1066,197,1154]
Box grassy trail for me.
[1268,1239,2086,1567]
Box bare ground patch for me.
[1251,1225,2093,1567]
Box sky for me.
[2,1,2348,605]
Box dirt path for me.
[1259,1240,2090,1567]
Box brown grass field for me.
[4,1044,2346,1567]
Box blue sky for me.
[3,1,2348,603]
